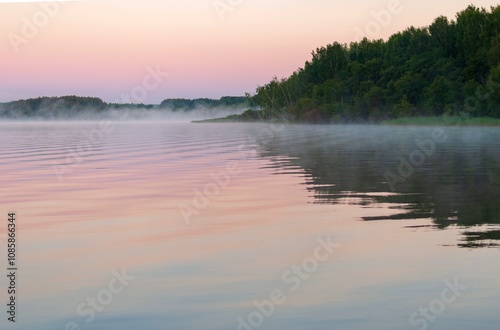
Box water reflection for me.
[1,122,499,330]
[256,125,500,248]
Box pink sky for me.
[0,0,498,103]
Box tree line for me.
[253,5,500,122]
[0,96,253,118]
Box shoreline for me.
[382,116,500,127]
[193,115,500,127]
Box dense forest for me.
[253,5,500,122]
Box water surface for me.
[0,122,499,330]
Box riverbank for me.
[192,109,265,123]
[382,116,500,126]
[194,113,500,126]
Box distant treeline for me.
[253,5,500,122]
[0,95,253,118]
[0,96,107,118]
[159,96,255,110]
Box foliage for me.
[0,96,107,118]
[159,96,254,110]
[254,5,500,122]
[0,95,256,119]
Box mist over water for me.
[0,104,247,122]
[109,106,247,122]
[0,121,499,330]
[255,124,500,247]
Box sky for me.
[0,0,498,104]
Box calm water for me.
[0,122,499,330]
